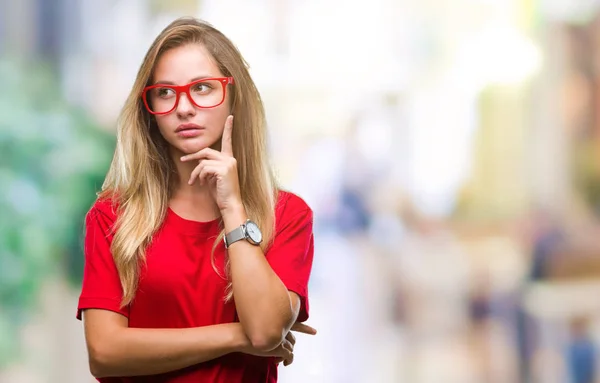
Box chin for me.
[174,137,216,154]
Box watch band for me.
[224,225,246,249]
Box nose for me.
[176,92,196,117]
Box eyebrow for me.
[152,75,218,85]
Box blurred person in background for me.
[567,316,596,383]
[76,17,316,382]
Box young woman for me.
[76,17,316,382]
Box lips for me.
[175,123,204,133]
[175,123,204,138]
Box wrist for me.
[220,198,244,214]
[221,202,247,232]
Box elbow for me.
[88,341,115,378]
[89,361,106,379]
[244,298,296,351]
[248,329,285,352]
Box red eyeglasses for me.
[142,77,234,115]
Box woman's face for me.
[149,43,231,156]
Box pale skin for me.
[83,43,316,378]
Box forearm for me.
[90,323,248,378]
[222,206,295,349]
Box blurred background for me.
[2,0,600,382]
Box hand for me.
[289,321,317,336]
[274,332,296,366]
[274,321,318,367]
[241,336,294,363]
[180,115,242,212]
[240,321,317,367]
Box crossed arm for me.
[83,285,313,377]
[83,207,314,378]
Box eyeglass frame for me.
[141,77,235,115]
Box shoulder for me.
[86,197,119,224]
[275,190,313,226]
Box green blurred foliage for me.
[0,58,115,367]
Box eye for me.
[191,82,213,94]
[155,87,175,98]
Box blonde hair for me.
[99,17,277,307]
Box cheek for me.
[207,105,230,132]
[154,115,174,135]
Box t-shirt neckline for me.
[166,207,222,235]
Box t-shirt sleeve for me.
[265,199,314,322]
[76,204,129,320]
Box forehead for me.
[152,43,223,84]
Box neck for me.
[169,146,220,221]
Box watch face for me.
[245,221,263,244]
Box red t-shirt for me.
[76,190,314,382]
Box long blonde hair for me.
[99,17,277,307]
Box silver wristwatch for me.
[224,219,263,248]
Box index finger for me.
[290,322,317,335]
[221,115,234,156]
